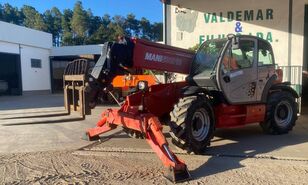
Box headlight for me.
[137,81,148,91]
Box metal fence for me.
[278,65,302,96]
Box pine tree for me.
[44,7,62,46]
[139,17,151,40]
[61,9,73,46]
[33,13,47,31]
[71,1,89,44]
[150,22,163,41]
[2,3,21,25]
[124,13,139,37]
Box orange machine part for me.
[112,75,157,88]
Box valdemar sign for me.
[203,9,274,23]
[199,8,276,44]
[173,6,283,45]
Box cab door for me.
[256,40,276,102]
[218,38,258,104]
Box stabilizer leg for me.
[146,117,191,183]
[83,110,191,183]
[83,115,117,141]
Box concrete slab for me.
[0,94,117,153]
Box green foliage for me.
[150,22,163,41]
[21,5,46,30]
[124,13,139,37]
[0,2,163,46]
[44,7,62,46]
[139,17,151,39]
[1,3,21,24]
[71,1,89,39]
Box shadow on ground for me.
[191,116,308,180]
[1,117,84,126]
[0,94,64,110]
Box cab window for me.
[222,40,255,72]
[258,40,274,66]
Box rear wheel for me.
[169,96,215,154]
[260,91,297,134]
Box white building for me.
[0,21,103,95]
[163,0,308,95]
[0,21,52,95]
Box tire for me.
[260,91,298,135]
[169,96,215,154]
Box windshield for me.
[191,39,227,76]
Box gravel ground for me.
[1,149,308,185]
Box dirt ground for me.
[1,148,308,185]
[1,94,308,185]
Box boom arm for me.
[63,38,195,115]
[89,38,194,85]
[132,38,193,74]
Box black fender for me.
[181,86,210,97]
[261,75,278,103]
[264,82,299,102]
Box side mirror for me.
[227,34,240,50]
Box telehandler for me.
[63,35,298,182]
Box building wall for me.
[166,0,307,88]
[20,45,51,92]
[0,21,52,49]
[51,44,103,57]
[0,21,52,93]
[0,41,20,54]
[0,41,51,92]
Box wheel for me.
[169,96,215,154]
[123,128,145,139]
[260,91,298,134]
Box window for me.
[258,41,274,66]
[222,40,255,72]
[31,59,42,68]
[192,39,227,76]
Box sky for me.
[0,0,163,23]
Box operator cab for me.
[188,35,276,104]
[187,38,227,89]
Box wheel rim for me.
[274,100,293,127]
[191,108,210,142]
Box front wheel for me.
[169,96,215,154]
[260,91,298,134]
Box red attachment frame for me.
[86,108,190,182]
[85,82,191,182]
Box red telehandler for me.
[63,35,299,182]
